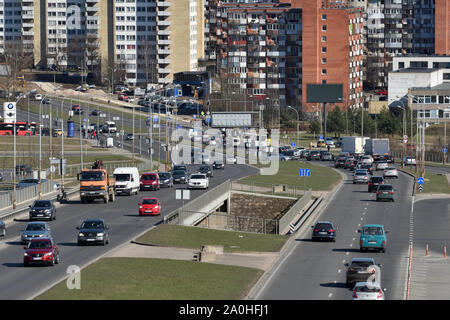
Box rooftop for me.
[391,68,437,73]
[410,82,450,92]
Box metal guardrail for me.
[164,180,231,225]
[0,180,54,210]
[290,195,324,234]
[278,189,312,234]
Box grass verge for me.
[36,257,262,300]
[400,167,450,194]
[135,224,287,253]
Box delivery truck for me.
[365,138,389,156]
[341,136,368,154]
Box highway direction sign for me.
[299,169,311,177]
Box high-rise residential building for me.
[435,0,449,55]
[281,0,365,112]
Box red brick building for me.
[435,0,450,55]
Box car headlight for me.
[23,234,28,238]
[24,253,28,256]
[97,233,104,237]
[78,233,84,237]
[39,234,44,237]
[139,206,143,209]
[44,252,53,257]
[45,209,51,213]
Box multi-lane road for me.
[0,163,258,300]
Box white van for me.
[113,167,140,196]
[104,121,117,133]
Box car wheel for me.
[77,241,83,246]
[1,229,4,237]
[360,248,365,252]
[55,253,60,264]
[24,262,29,267]
[391,199,395,202]
[102,240,106,246]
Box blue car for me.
[358,224,388,253]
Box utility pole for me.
[158,107,161,171]
[39,98,43,199]
[166,114,169,171]
[132,105,135,166]
[13,121,16,209]
[61,99,65,191]
[49,103,53,181]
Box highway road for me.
[0,163,258,300]
[256,162,414,300]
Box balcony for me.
[86,6,98,12]
[157,39,170,45]
[158,58,171,64]
[158,49,170,55]
[158,68,170,74]
[158,77,171,84]
[22,22,34,28]
[158,10,170,17]
[158,20,170,26]
[157,1,170,7]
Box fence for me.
[230,181,308,198]
[391,149,447,163]
[278,188,312,234]
[0,179,54,210]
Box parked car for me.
[172,170,188,184]
[34,94,43,101]
[77,218,110,246]
[199,165,214,178]
[188,173,209,189]
[376,184,396,202]
[21,222,52,245]
[29,200,56,221]
[140,172,160,191]
[359,224,388,253]
[383,167,399,179]
[352,282,385,300]
[317,140,326,148]
[368,176,385,192]
[157,172,173,188]
[279,152,292,161]
[345,257,381,287]
[23,238,60,267]
[353,169,370,184]
[311,221,336,242]
[0,218,5,237]
[138,198,161,216]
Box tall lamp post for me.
[286,105,299,146]
[38,95,47,199]
[396,100,407,168]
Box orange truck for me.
[78,160,116,203]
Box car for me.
[91,109,100,116]
[34,94,43,101]
[21,222,52,245]
[383,167,398,179]
[118,94,129,102]
[282,150,296,160]
[376,184,395,202]
[375,161,389,171]
[307,150,321,161]
[140,172,160,191]
[29,200,56,221]
[325,137,335,146]
[382,155,394,163]
[360,155,374,165]
[72,105,83,114]
[353,169,370,184]
[158,172,173,188]
[311,221,336,242]
[359,224,388,252]
[17,178,40,189]
[293,148,304,158]
[317,140,326,148]
[320,151,333,161]
[199,165,214,177]
[77,218,110,246]
[349,159,359,171]
[172,170,188,184]
[360,163,374,175]
[188,173,209,189]
[403,156,417,166]
[226,155,237,164]
[368,176,385,192]
[138,198,161,216]
[279,152,292,161]
[126,133,134,140]
[212,161,225,170]
[42,98,51,104]
[352,282,385,300]
[345,257,381,287]
[335,138,343,148]
[0,218,5,237]
[16,164,32,175]
[173,164,188,173]
[344,157,355,169]
[23,238,60,267]
[334,156,347,168]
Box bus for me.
[0,122,36,136]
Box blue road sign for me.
[319,135,323,140]
[206,118,211,123]
[193,115,197,119]
[291,142,296,147]
[174,89,182,97]
[299,169,311,177]
[147,116,151,121]
[177,125,182,129]
[417,177,424,185]
[443,148,448,153]
[154,117,158,122]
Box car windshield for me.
[26,224,46,231]
[141,175,156,181]
[191,175,205,179]
[173,166,186,171]
[20,179,38,184]
[315,223,332,230]
[351,261,374,268]
[33,201,51,208]
[28,240,52,249]
[114,174,131,181]
[158,173,171,179]
[379,185,393,191]
[387,167,396,170]
[200,166,210,171]
[355,285,380,293]
[355,171,367,175]
[80,171,104,181]
[363,227,383,235]
[371,177,383,182]
[172,171,185,176]
[284,151,294,156]
[142,199,157,205]
[81,221,104,229]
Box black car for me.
[77,219,109,246]
[199,165,214,177]
[91,109,99,116]
[29,200,56,221]
[158,172,173,188]
[334,156,347,168]
[42,97,51,104]
[0,218,5,237]
[311,221,336,242]
[173,164,188,173]
[307,150,321,161]
[346,258,381,287]
[172,170,188,184]
[368,176,384,192]
[212,161,225,170]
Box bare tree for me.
[1,40,33,95]
[139,40,157,86]
[85,33,100,82]
[47,38,68,71]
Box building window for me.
[322,14,326,20]
[321,58,327,64]
[322,36,326,42]
[322,47,327,53]
[321,69,327,75]
[322,80,327,84]
[398,62,405,69]
[321,25,327,31]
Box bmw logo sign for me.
[7,103,14,109]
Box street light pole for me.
[287,105,299,146]
[13,120,16,209]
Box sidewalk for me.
[107,242,278,271]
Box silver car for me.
[352,282,385,300]
[353,169,370,184]
[375,161,389,171]
[383,167,399,179]
[21,222,52,244]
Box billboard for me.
[306,84,343,103]
[211,112,253,128]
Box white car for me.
[226,155,237,164]
[375,161,389,171]
[188,173,209,189]
[35,94,43,101]
[361,155,373,165]
[383,167,399,179]
[352,282,385,300]
[403,157,417,165]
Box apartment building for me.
[0,0,28,54]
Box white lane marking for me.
[346,252,350,255]
[328,293,333,298]
[352,238,356,241]
[350,244,353,248]
[338,269,341,273]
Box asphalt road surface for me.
[0,163,258,300]
[256,162,414,300]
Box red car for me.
[140,173,160,191]
[24,238,60,267]
[138,198,161,216]
[118,94,129,102]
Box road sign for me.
[319,135,323,140]
[205,118,211,123]
[418,185,423,192]
[291,142,296,147]
[193,115,196,119]
[83,118,87,122]
[404,135,408,140]
[443,148,448,153]
[299,169,311,177]
[113,117,120,121]
[176,189,190,200]
[177,125,182,129]
[417,177,424,185]
[153,117,158,122]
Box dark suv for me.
[311,221,336,242]
[29,200,56,221]
[346,258,381,287]
[77,218,110,246]
[199,165,214,177]
[334,157,347,168]
[368,176,385,192]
